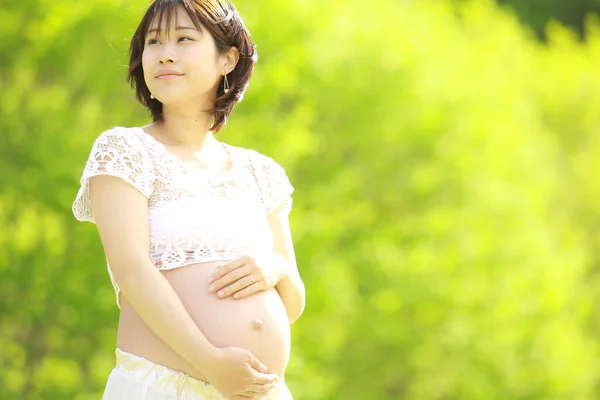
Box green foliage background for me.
[498,0,600,40]
[2,0,600,398]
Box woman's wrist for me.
[193,343,221,373]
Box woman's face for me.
[142,5,223,108]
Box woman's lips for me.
[157,74,183,80]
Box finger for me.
[233,281,262,299]
[251,371,279,385]
[208,255,249,283]
[209,264,253,293]
[221,275,259,298]
[246,382,278,394]
[208,261,238,284]
[211,271,253,297]
[247,354,268,373]
[206,263,225,284]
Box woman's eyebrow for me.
[147,26,199,34]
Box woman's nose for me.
[159,54,175,64]
[158,45,176,64]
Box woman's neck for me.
[154,111,216,148]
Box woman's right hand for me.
[201,347,280,399]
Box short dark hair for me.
[127,0,258,133]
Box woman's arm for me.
[89,174,278,398]
[207,203,306,323]
[267,204,306,324]
[90,174,218,370]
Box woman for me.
[72,0,305,399]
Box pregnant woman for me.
[71,1,305,399]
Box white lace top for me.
[72,126,293,308]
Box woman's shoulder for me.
[93,125,143,142]
[227,143,285,171]
[227,144,292,191]
[227,145,294,212]
[88,126,148,153]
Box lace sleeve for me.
[251,151,294,216]
[72,128,155,223]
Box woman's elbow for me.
[288,289,306,324]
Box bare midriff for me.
[115,261,291,383]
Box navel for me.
[252,319,264,331]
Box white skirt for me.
[102,348,293,400]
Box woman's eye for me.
[146,37,191,45]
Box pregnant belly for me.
[116,261,291,382]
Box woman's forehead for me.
[147,7,196,33]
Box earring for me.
[150,94,154,99]
[223,73,229,94]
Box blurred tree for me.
[497,0,600,40]
[2,0,600,399]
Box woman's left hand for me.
[207,254,287,299]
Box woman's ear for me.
[224,47,240,74]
